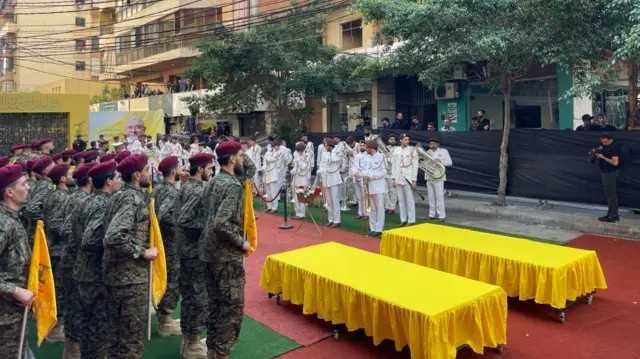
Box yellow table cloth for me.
[260,242,507,359]
[381,224,608,309]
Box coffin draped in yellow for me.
[381,224,607,309]
[260,242,507,359]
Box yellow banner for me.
[28,220,58,347]
[148,200,166,307]
[243,180,258,256]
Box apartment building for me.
[0,0,102,92]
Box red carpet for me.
[268,233,640,359]
[245,214,380,346]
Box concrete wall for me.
[37,79,118,98]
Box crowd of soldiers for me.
[0,136,255,359]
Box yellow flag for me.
[28,220,58,347]
[148,200,166,307]
[243,179,258,256]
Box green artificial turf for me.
[255,198,564,245]
[28,305,300,359]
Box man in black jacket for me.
[390,112,409,130]
[73,135,87,153]
[594,133,621,222]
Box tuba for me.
[415,143,446,180]
[376,137,393,164]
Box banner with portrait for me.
[88,110,164,145]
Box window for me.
[341,19,363,50]
[91,36,99,51]
[75,17,86,27]
[75,0,86,5]
[75,39,86,51]
[75,61,86,71]
[3,57,14,72]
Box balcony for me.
[0,21,18,36]
[97,0,116,11]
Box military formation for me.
[0,136,253,359]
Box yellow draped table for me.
[381,224,607,320]
[260,242,507,359]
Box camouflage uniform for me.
[19,178,36,231]
[0,204,33,358]
[176,178,208,335]
[237,154,256,183]
[74,190,110,359]
[25,177,53,248]
[103,183,150,359]
[152,181,180,317]
[200,170,246,357]
[60,189,91,343]
[43,186,70,323]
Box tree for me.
[90,85,125,104]
[357,0,584,205]
[186,1,372,129]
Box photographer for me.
[592,133,621,222]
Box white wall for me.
[469,93,559,130]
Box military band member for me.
[200,141,252,359]
[59,163,95,359]
[364,126,377,141]
[153,156,183,337]
[246,137,262,194]
[176,153,214,359]
[383,135,398,214]
[103,154,158,358]
[316,135,330,171]
[425,138,453,221]
[291,143,312,220]
[319,139,343,228]
[351,142,368,220]
[0,165,34,358]
[343,137,358,206]
[392,134,419,226]
[361,141,388,237]
[263,140,283,213]
[300,133,314,155]
[43,163,74,342]
[75,161,121,359]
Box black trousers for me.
[601,171,619,216]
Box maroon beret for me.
[26,159,36,172]
[117,154,147,175]
[189,153,214,168]
[73,163,96,181]
[36,138,53,148]
[100,153,116,163]
[84,150,99,161]
[74,151,85,160]
[61,149,76,157]
[158,156,179,173]
[10,145,23,152]
[30,142,38,149]
[0,156,9,168]
[15,161,26,173]
[52,153,62,162]
[48,163,70,183]
[32,156,54,175]
[0,165,24,191]
[115,151,131,164]
[89,161,117,179]
[215,141,241,159]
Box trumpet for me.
[363,176,371,213]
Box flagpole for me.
[17,305,29,359]
[147,263,152,341]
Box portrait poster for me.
[88,110,164,145]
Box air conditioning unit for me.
[452,64,467,80]
[434,82,460,100]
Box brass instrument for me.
[415,143,446,179]
[375,137,393,164]
[363,176,372,213]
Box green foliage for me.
[186,1,372,121]
[90,85,125,105]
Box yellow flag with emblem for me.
[28,220,58,347]
[148,200,166,307]
[243,179,258,256]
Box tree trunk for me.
[497,92,511,206]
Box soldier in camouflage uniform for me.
[43,163,74,344]
[103,154,158,358]
[176,153,215,359]
[59,163,95,359]
[200,141,251,359]
[0,165,35,358]
[32,138,55,160]
[75,161,121,359]
[152,156,182,338]
[25,156,54,249]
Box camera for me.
[589,148,601,164]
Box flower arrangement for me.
[296,186,322,204]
